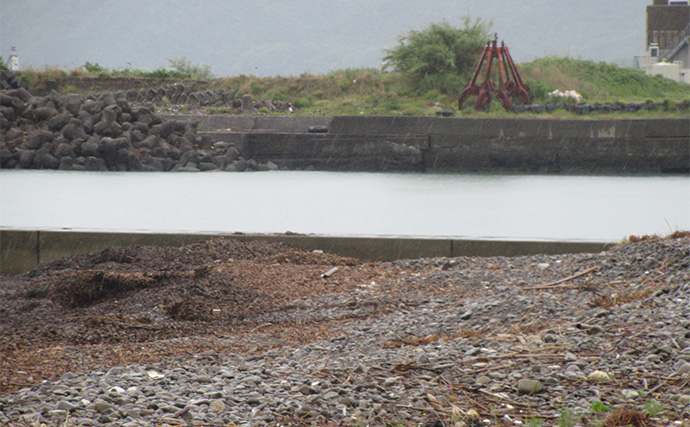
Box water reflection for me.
[1,170,688,241]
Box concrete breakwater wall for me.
[174,115,690,174]
[1,82,686,173]
[0,229,614,275]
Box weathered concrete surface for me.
[0,229,615,275]
[242,133,428,171]
[165,114,333,132]
[0,230,38,275]
[174,116,690,174]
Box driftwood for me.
[523,265,599,290]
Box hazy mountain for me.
[1,0,651,77]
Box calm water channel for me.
[1,170,688,241]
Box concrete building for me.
[635,0,690,82]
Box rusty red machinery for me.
[458,35,530,111]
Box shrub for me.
[383,17,491,95]
[83,62,105,74]
[166,56,214,80]
[293,97,313,108]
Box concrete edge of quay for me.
[0,229,617,276]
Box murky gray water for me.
[1,170,688,241]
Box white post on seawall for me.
[9,46,18,71]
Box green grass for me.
[14,57,690,118]
[520,57,690,102]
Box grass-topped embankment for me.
[10,58,690,118]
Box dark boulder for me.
[149,156,173,172]
[17,149,35,168]
[0,93,14,107]
[80,138,100,157]
[78,111,96,134]
[27,130,54,150]
[93,105,123,137]
[58,156,74,170]
[54,142,76,159]
[0,106,15,122]
[61,118,89,141]
[116,98,132,115]
[198,162,218,171]
[80,100,103,115]
[224,147,240,162]
[33,153,59,169]
[85,156,108,171]
[48,113,71,132]
[174,166,201,172]
[63,94,85,115]
[31,106,59,123]
[157,120,177,139]
[134,107,153,125]
[233,158,248,172]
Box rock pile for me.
[97,82,293,113]
[126,83,237,107]
[513,100,690,114]
[0,88,279,172]
[0,70,28,91]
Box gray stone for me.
[194,375,213,383]
[564,352,578,362]
[31,106,59,122]
[56,400,78,411]
[587,325,604,335]
[517,379,543,394]
[48,113,71,131]
[475,375,491,386]
[209,399,225,413]
[26,130,53,150]
[299,385,319,395]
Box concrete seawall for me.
[166,115,690,174]
[0,229,615,276]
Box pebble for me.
[675,362,690,374]
[586,370,612,383]
[621,389,639,399]
[517,379,543,395]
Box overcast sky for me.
[1,0,652,77]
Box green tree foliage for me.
[166,56,215,80]
[0,57,9,72]
[383,18,491,94]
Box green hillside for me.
[521,57,690,102]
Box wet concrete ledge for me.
[165,115,690,174]
[0,229,616,276]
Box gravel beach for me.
[1,234,689,426]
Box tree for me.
[383,18,491,94]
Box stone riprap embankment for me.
[111,82,292,113]
[0,87,279,172]
[513,99,690,115]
